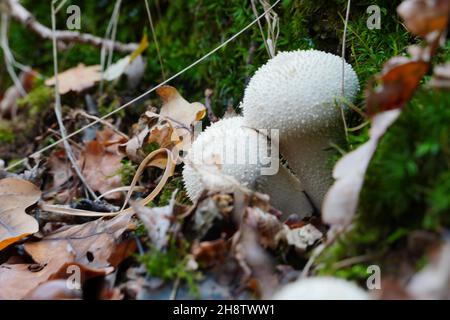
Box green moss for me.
[3,1,406,116]
[17,85,53,117]
[142,141,160,155]
[97,94,124,118]
[359,88,450,232]
[157,176,190,207]
[115,159,137,186]
[0,121,15,143]
[138,238,201,297]
[319,88,450,278]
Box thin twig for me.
[250,0,272,58]
[72,109,129,140]
[260,0,279,57]
[5,0,137,53]
[0,12,25,96]
[6,0,282,172]
[170,277,180,300]
[50,1,98,200]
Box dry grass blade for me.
[40,148,175,217]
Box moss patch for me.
[319,88,450,279]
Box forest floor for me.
[0,0,449,300]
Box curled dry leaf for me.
[0,212,135,299]
[366,57,429,115]
[0,71,36,118]
[0,178,41,251]
[157,85,206,159]
[397,0,450,38]
[120,86,205,166]
[79,128,127,199]
[157,85,206,128]
[322,110,401,227]
[45,64,102,94]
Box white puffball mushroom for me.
[272,277,370,300]
[182,117,313,217]
[242,50,359,210]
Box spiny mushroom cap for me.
[182,117,266,201]
[272,277,369,300]
[243,50,359,137]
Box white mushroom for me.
[242,50,359,210]
[272,277,370,300]
[182,116,313,217]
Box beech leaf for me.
[0,178,41,251]
[0,212,135,299]
[45,64,102,94]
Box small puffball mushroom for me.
[242,50,359,210]
[272,277,370,300]
[182,116,313,217]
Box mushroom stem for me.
[242,50,359,211]
[280,124,345,210]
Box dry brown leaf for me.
[79,128,127,199]
[0,212,135,299]
[366,57,429,115]
[45,64,102,94]
[120,86,205,167]
[397,0,450,38]
[157,86,206,162]
[120,126,150,163]
[0,71,36,118]
[322,110,401,226]
[192,238,229,267]
[245,207,284,249]
[48,149,73,188]
[157,85,206,128]
[0,178,41,251]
